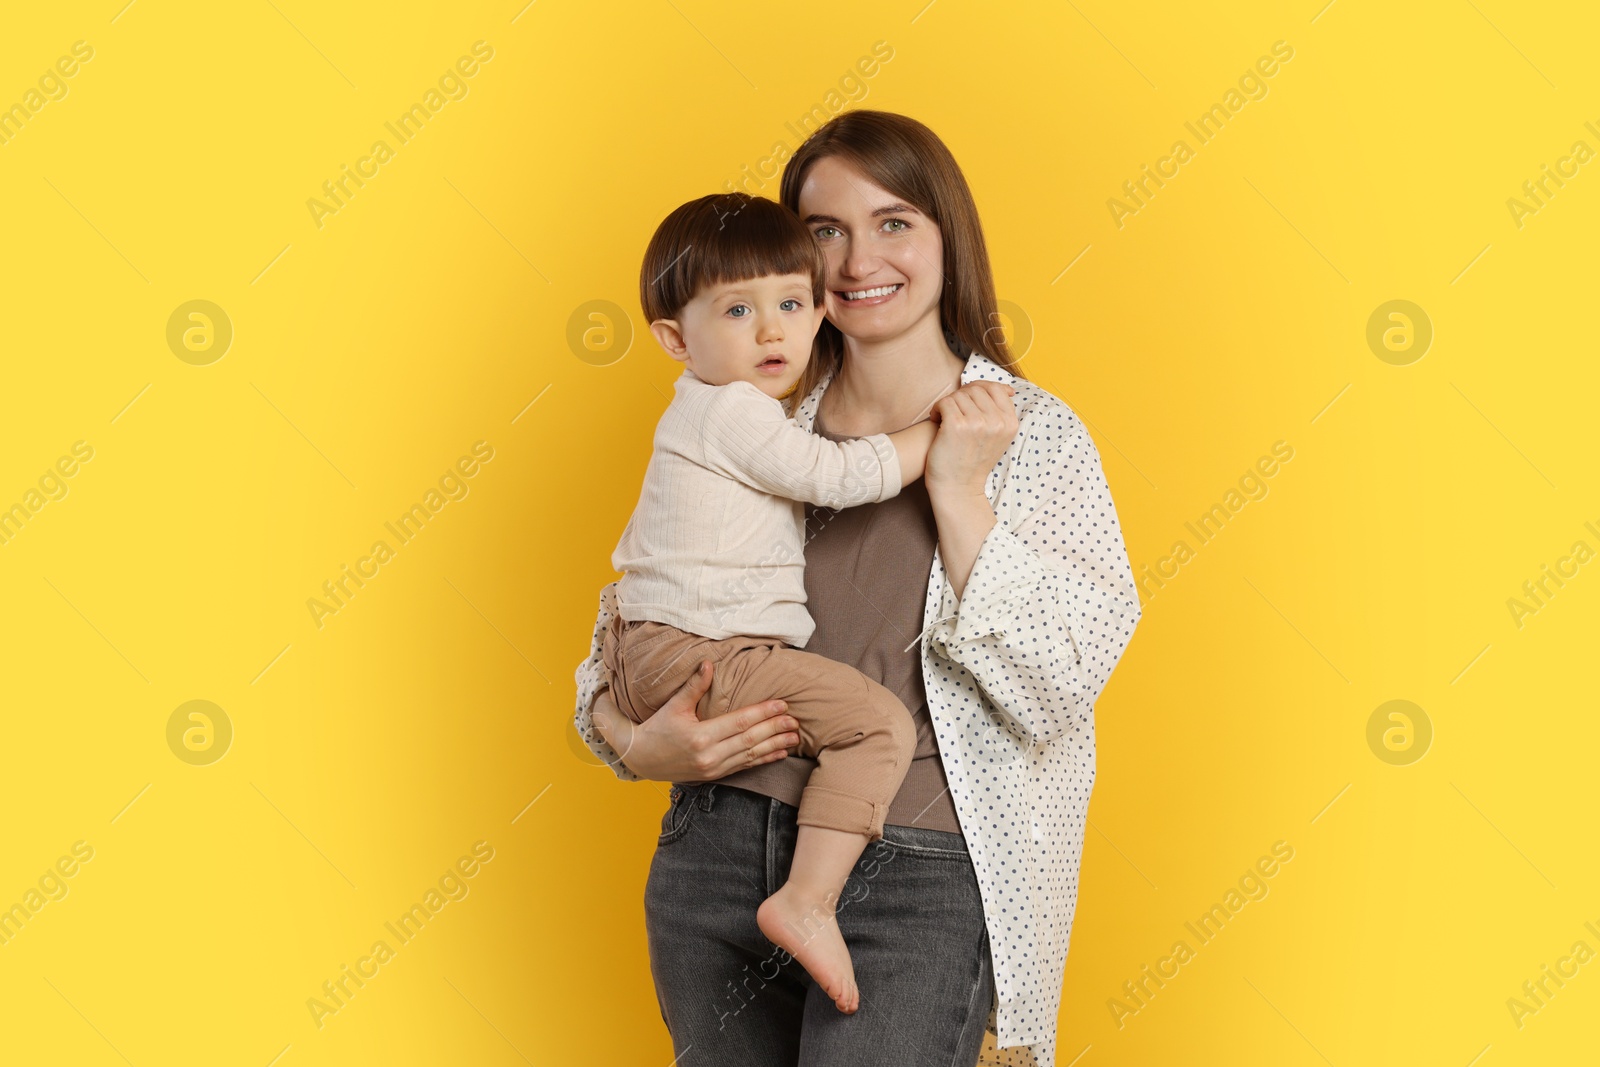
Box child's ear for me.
[649,318,690,362]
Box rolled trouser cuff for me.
[796,785,887,841]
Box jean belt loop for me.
[698,783,718,811]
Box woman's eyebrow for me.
[804,203,920,224]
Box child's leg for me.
[602,618,723,726]
[700,644,917,1014]
[756,824,871,1014]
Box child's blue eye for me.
[728,304,749,317]
[780,299,802,311]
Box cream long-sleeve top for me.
[610,366,903,647]
[574,353,1143,1067]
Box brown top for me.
[716,408,963,835]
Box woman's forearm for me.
[930,487,998,602]
[589,661,800,783]
[591,688,636,765]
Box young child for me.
[599,191,941,1014]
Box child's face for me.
[649,272,824,400]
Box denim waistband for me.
[671,781,754,811]
[671,781,968,847]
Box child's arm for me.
[883,419,937,487]
[698,386,914,509]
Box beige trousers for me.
[601,614,916,841]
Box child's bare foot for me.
[757,883,859,1013]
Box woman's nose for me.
[839,239,880,280]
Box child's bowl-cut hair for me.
[639,192,826,325]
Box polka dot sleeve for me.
[572,579,645,782]
[928,405,1142,750]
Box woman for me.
[573,110,1142,1067]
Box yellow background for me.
[2,1,1596,1064]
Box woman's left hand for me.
[926,381,1018,498]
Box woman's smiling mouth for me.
[836,282,903,305]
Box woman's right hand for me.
[591,660,800,782]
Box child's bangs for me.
[700,208,823,298]
[640,193,826,323]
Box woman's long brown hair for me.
[777,109,1025,414]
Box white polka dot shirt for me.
[573,353,1143,1067]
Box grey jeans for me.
[644,781,995,1067]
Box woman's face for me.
[795,156,944,347]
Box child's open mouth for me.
[837,282,903,306]
[757,356,787,374]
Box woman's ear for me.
[649,318,690,362]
